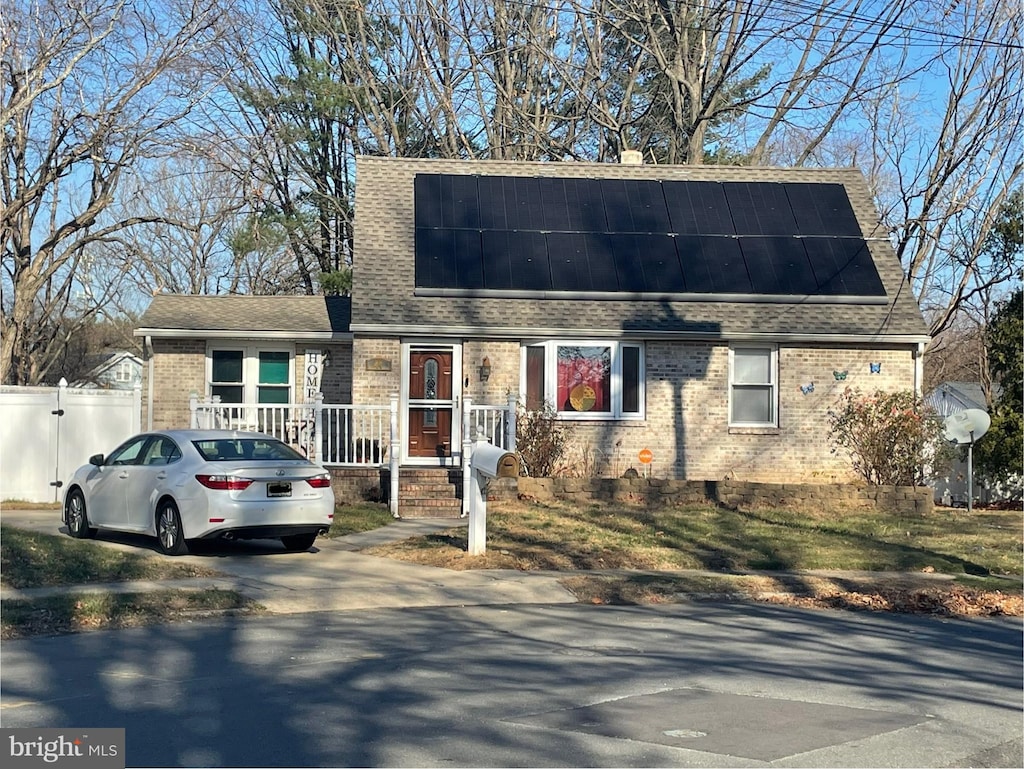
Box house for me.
[72,350,143,390]
[925,381,1020,505]
[135,157,930,515]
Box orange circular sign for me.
[638,448,653,464]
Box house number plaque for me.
[365,357,392,371]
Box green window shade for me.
[259,351,289,385]
[212,351,243,383]
[258,386,289,404]
[212,385,244,403]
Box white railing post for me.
[189,392,199,429]
[389,394,399,517]
[461,396,473,516]
[506,392,517,453]
[312,392,324,463]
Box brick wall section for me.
[297,343,352,403]
[144,339,205,428]
[513,476,934,516]
[352,338,401,405]
[462,340,520,404]
[329,467,387,504]
[469,338,914,482]
[145,340,354,430]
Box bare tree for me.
[1,0,226,385]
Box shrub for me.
[515,404,568,477]
[828,388,953,486]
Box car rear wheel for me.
[66,489,95,539]
[281,532,317,552]
[156,500,188,556]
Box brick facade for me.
[143,339,352,430]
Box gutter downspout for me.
[145,335,154,430]
[914,341,925,398]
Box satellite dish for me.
[943,409,991,445]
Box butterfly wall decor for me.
[833,370,848,381]
[870,362,881,374]
[800,382,814,395]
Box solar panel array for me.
[413,174,885,297]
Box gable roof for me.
[134,295,351,340]
[926,381,991,415]
[353,157,929,343]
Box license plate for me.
[267,482,292,498]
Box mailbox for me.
[470,441,518,479]
[466,440,518,555]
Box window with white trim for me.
[729,345,778,426]
[207,346,294,404]
[114,359,134,383]
[523,341,644,419]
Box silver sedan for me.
[62,429,335,555]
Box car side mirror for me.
[89,453,105,466]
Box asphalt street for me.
[2,600,1021,768]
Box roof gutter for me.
[350,322,930,346]
[134,329,353,342]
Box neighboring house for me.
[925,381,1020,505]
[72,350,143,390]
[135,157,930,506]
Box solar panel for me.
[414,175,443,229]
[483,231,551,291]
[611,234,685,292]
[451,229,483,288]
[785,183,862,237]
[803,238,886,296]
[477,176,508,230]
[538,178,570,231]
[621,180,673,233]
[414,228,456,287]
[724,182,799,236]
[412,173,883,297]
[663,181,735,235]
[677,235,750,294]
[740,237,819,295]
[548,233,594,291]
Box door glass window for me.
[423,358,439,426]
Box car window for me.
[142,436,181,466]
[106,436,150,466]
[193,438,307,462]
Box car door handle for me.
[118,472,129,479]
[156,472,168,480]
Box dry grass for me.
[363,499,1023,617]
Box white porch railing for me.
[188,393,517,463]
[189,393,396,468]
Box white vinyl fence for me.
[0,380,141,503]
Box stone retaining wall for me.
[507,476,934,515]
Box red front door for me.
[408,350,454,458]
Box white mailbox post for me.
[467,440,519,555]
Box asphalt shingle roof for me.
[352,157,929,341]
[135,295,351,336]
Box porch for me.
[188,393,517,518]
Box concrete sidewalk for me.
[0,508,578,613]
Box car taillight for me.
[196,474,253,491]
[305,474,332,489]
